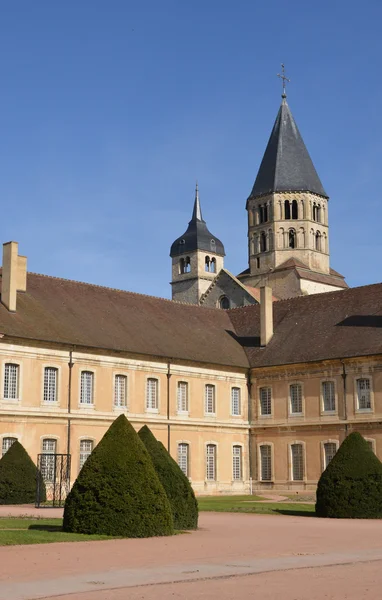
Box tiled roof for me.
[228,283,382,368]
[0,272,248,368]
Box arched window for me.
[219,296,230,310]
[284,200,291,220]
[315,231,321,251]
[256,257,260,269]
[178,443,189,476]
[292,199,298,219]
[179,258,185,274]
[205,256,210,272]
[289,229,296,249]
[260,231,267,252]
[210,257,216,273]
[1,437,16,457]
[79,439,94,470]
[185,257,191,273]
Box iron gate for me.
[36,453,71,508]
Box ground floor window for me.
[1,437,16,457]
[291,443,304,481]
[260,445,272,481]
[40,438,57,482]
[206,444,216,480]
[177,443,189,476]
[232,446,242,480]
[323,442,337,469]
[79,439,94,470]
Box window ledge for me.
[177,410,189,416]
[146,408,159,414]
[289,413,304,417]
[204,413,217,417]
[78,403,95,409]
[356,408,373,414]
[321,410,337,415]
[259,413,272,418]
[42,402,60,407]
[231,413,242,418]
[113,406,128,411]
[1,398,20,404]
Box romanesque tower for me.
[238,85,347,299]
[170,185,225,304]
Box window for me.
[114,374,127,408]
[177,381,189,413]
[146,378,158,410]
[206,444,216,480]
[259,387,272,416]
[291,199,298,219]
[40,439,57,482]
[259,204,268,224]
[210,257,216,273]
[260,231,267,252]
[313,204,321,223]
[366,440,375,453]
[322,381,335,412]
[231,387,241,416]
[205,256,210,272]
[205,384,216,414]
[291,444,304,481]
[1,437,16,457]
[219,296,230,309]
[284,200,291,220]
[324,442,337,469]
[289,229,296,249]
[4,363,19,400]
[357,378,371,410]
[79,439,93,470]
[177,443,189,476]
[260,445,272,481]
[43,367,58,403]
[315,231,321,251]
[290,384,303,414]
[179,257,191,274]
[256,257,260,269]
[232,446,242,480]
[80,371,94,405]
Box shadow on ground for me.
[274,509,317,517]
[29,525,63,532]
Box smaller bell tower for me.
[170,184,225,304]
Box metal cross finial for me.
[277,63,290,99]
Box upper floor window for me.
[260,231,267,252]
[322,381,335,412]
[114,374,127,408]
[177,443,189,476]
[219,296,230,309]
[146,378,159,410]
[291,199,298,219]
[204,256,216,273]
[79,439,94,470]
[260,445,272,481]
[80,371,94,405]
[289,229,296,249]
[324,442,337,469]
[179,256,191,274]
[259,387,272,416]
[357,378,371,410]
[259,204,268,224]
[315,231,322,251]
[41,438,57,482]
[206,444,216,480]
[291,443,304,481]
[313,203,321,222]
[290,383,303,414]
[4,363,19,400]
[232,445,242,480]
[231,387,241,416]
[284,200,291,220]
[177,381,189,413]
[43,367,58,403]
[205,384,216,414]
[1,436,16,457]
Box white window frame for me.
[321,439,339,471]
[114,374,128,409]
[79,438,94,471]
[40,437,58,483]
[205,442,217,481]
[204,384,216,416]
[232,444,243,481]
[146,377,159,413]
[289,382,304,416]
[3,362,20,402]
[364,437,376,454]
[231,387,241,416]
[1,436,17,457]
[289,441,306,482]
[79,370,95,407]
[43,366,59,404]
[177,441,190,477]
[259,386,272,417]
[177,381,189,414]
[258,443,273,482]
[355,377,373,412]
[320,379,337,414]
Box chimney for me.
[1,242,27,312]
[260,285,273,346]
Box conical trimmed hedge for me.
[0,441,46,505]
[138,425,198,530]
[63,415,173,537]
[316,432,382,518]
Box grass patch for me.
[0,517,113,545]
[197,495,315,516]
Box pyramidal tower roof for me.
[170,184,225,257]
[249,97,327,200]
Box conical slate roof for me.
[249,98,327,199]
[170,185,225,257]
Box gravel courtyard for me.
[1,511,382,599]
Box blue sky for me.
[0,1,381,298]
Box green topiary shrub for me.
[316,432,382,518]
[63,415,174,537]
[0,441,46,505]
[138,425,198,530]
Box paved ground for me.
[1,511,382,599]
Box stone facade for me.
[171,250,224,304]
[200,269,258,309]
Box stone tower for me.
[170,185,225,304]
[238,92,347,299]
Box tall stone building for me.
[171,92,347,305]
